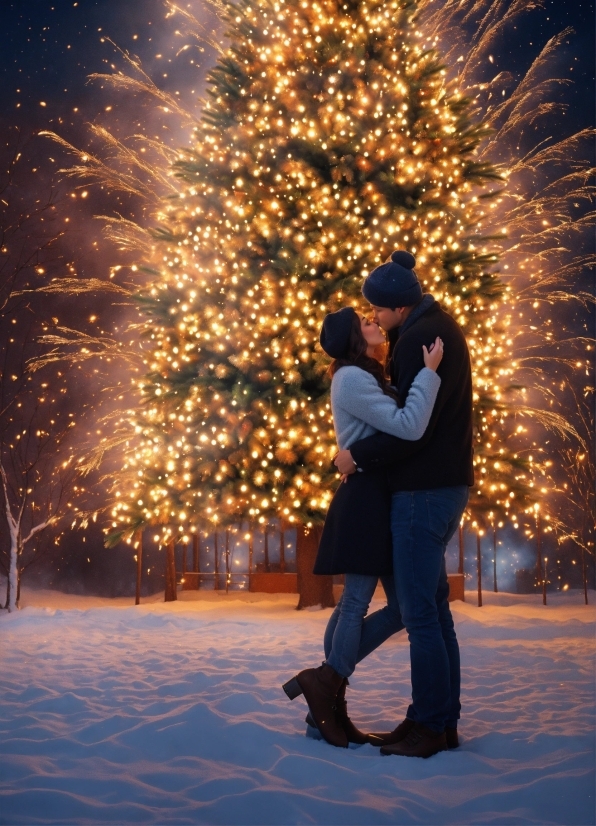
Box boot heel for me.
[282,676,303,700]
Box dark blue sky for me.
[0,0,221,160]
[1,0,594,139]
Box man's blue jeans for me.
[324,574,404,678]
[391,485,469,732]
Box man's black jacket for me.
[349,300,474,491]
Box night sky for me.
[0,0,593,280]
[1,1,220,152]
[1,0,594,595]
[2,0,593,137]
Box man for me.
[335,250,474,758]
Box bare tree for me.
[0,131,84,610]
[0,403,82,611]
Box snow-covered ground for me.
[1,587,594,825]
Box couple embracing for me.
[283,250,474,759]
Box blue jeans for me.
[324,574,404,678]
[391,486,469,732]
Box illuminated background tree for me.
[104,0,537,568]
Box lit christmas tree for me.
[108,0,537,549]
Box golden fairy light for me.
[42,0,593,566]
[100,0,534,545]
[422,0,594,558]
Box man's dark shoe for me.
[446,727,459,749]
[367,717,415,747]
[369,718,459,749]
[380,723,447,758]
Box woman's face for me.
[360,315,386,349]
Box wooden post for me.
[582,545,589,605]
[264,525,270,572]
[492,527,497,593]
[248,525,254,574]
[458,522,464,576]
[189,532,200,591]
[165,539,177,602]
[543,556,548,605]
[581,513,589,605]
[535,510,542,586]
[296,524,334,609]
[182,542,188,576]
[225,529,230,594]
[280,525,286,574]
[476,532,482,608]
[214,531,219,590]
[135,530,143,606]
[193,534,200,573]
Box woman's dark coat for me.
[313,468,393,576]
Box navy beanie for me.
[362,250,423,308]
[320,307,357,359]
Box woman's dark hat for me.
[320,307,357,359]
[362,250,423,308]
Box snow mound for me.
[1,588,594,825]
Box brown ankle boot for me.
[306,679,368,745]
[296,664,348,748]
[335,680,368,744]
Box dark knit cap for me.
[362,250,423,308]
[319,307,357,359]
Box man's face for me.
[370,305,409,331]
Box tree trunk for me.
[164,539,177,602]
[296,525,334,610]
[135,530,143,606]
[8,540,19,612]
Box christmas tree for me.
[109,0,535,549]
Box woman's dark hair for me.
[328,314,396,397]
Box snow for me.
[1,587,594,825]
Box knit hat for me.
[362,250,423,308]
[319,307,357,359]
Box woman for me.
[283,306,443,748]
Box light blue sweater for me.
[331,366,441,450]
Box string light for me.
[106,0,539,545]
[59,0,588,595]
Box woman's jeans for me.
[391,485,469,733]
[324,574,404,678]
